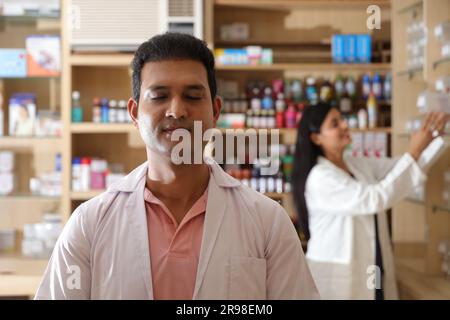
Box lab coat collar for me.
[109,157,241,193]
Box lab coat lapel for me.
[192,173,227,299]
[125,166,154,299]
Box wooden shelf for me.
[349,127,392,133]
[396,0,423,15]
[396,258,450,300]
[0,136,62,148]
[405,197,425,206]
[432,205,450,214]
[397,66,423,79]
[0,194,61,201]
[432,56,450,70]
[0,76,60,80]
[0,253,48,298]
[71,123,134,134]
[215,0,391,10]
[70,190,103,201]
[70,54,134,67]
[216,63,391,72]
[218,127,391,134]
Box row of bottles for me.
[71,91,131,123]
[222,144,295,194]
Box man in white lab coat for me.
[35,33,319,300]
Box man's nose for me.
[165,96,188,119]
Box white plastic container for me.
[0,151,14,173]
[436,76,450,93]
[0,229,16,252]
[434,22,450,43]
[417,91,450,114]
[358,108,367,129]
[0,172,14,195]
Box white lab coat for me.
[35,158,319,300]
[305,137,446,300]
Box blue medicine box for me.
[344,34,357,63]
[0,49,27,78]
[356,34,372,63]
[332,35,345,63]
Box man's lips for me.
[161,127,191,134]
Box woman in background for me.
[292,103,447,300]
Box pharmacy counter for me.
[0,254,47,299]
[396,258,450,300]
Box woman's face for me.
[311,108,352,154]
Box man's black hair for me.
[131,32,217,103]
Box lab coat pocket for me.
[229,256,267,300]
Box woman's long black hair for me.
[292,103,334,241]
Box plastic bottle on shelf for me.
[71,91,83,123]
[372,73,383,99]
[285,103,297,128]
[334,75,345,101]
[108,99,118,123]
[118,100,128,123]
[80,157,91,191]
[250,163,260,192]
[362,74,371,100]
[383,73,392,101]
[275,92,286,110]
[267,109,276,129]
[306,77,318,105]
[71,157,82,191]
[262,87,274,109]
[250,87,261,111]
[272,79,284,97]
[320,78,333,103]
[291,79,303,103]
[92,97,101,123]
[276,171,284,194]
[90,159,107,190]
[345,75,356,100]
[358,108,368,129]
[367,93,378,129]
[101,98,109,123]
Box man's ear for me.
[212,96,222,125]
[128,98,139,127]
[310,132,321,146]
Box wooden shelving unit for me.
[0,1,63,299]
[216,63,391,72]
[69,54,134,67]
[71,123,134,134]
[391,0,450,296]
[0,0,397,298]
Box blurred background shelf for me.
[0,136,62,148]
[216,63,392,72]
[69,54,134,67]
[70,123,134,134]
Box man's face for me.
[129,60,220,158]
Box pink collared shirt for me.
[144,186,208,300]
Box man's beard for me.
[138,113,169,155]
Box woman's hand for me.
[408,111,448,161]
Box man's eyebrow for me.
[184,85,206,91]
[147,85,169,91]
